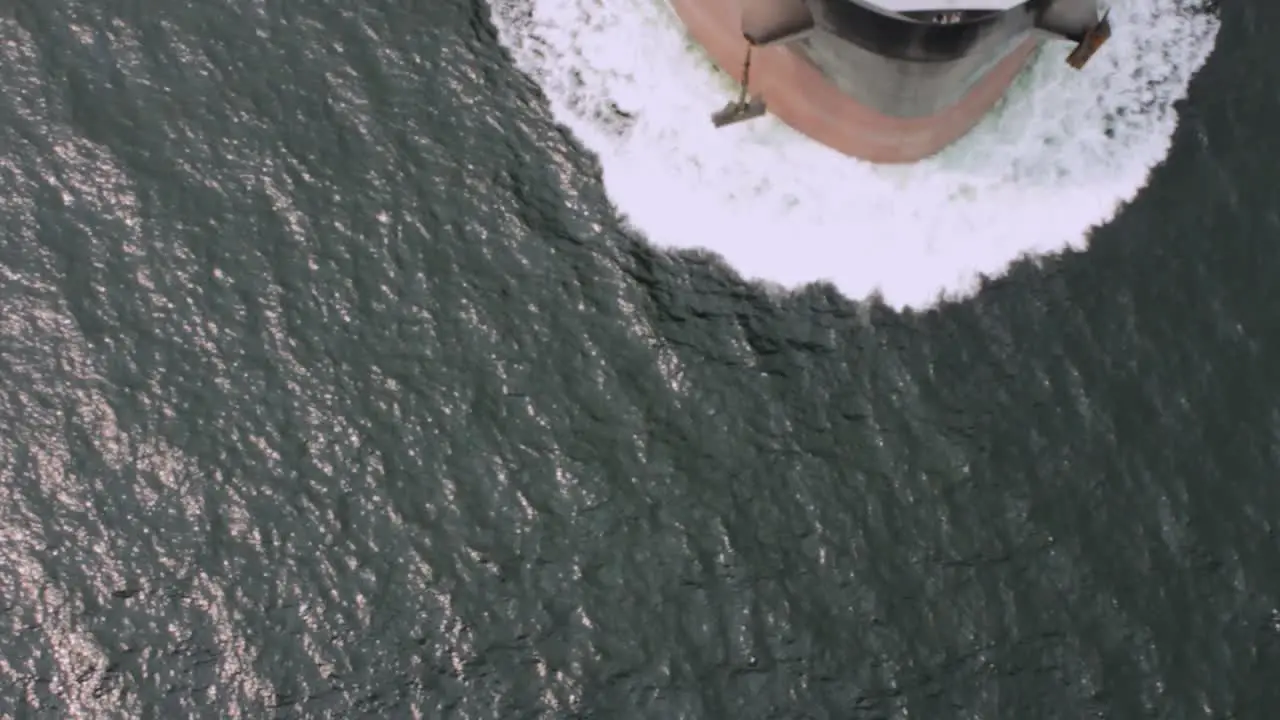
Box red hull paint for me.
[670,0,1040,163]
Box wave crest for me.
[490,0,1221,308]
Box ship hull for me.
[669,0,1041,163]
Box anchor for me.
[710,47,767,128]
[1065,9,1112,69]
[708,0,814,128]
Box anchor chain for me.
[735,47,754,107]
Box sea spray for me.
[489,0,1220,308]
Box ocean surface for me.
[1,0,1277,718]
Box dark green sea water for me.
[1,0,1277,718]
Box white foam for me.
[489,1,1220,308]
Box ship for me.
[670,0,1112,163]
